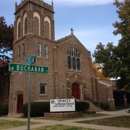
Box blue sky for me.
[0,0,123,57]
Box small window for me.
[18,46,20,59]
[40,83,46,94]
[44,45,48,59]
[22,43,25,57]
[37,43,41,57]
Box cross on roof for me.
[70,28,74,35]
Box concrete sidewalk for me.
[0,109,129,130]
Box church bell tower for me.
[9,0,55,114]
[13,0,55,62]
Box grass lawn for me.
[0,120,38,130]
[78,116,130,128]
[31,124,97,130]
[82,113,107,118]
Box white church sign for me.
[50,99,75,112]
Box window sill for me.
[40,94,47,96]
[37,56,41,58]
[68,69,81,72]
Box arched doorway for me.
[17,94,23,113]
[72,83,80,99]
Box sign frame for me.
[50,99,75,112]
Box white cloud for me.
[44,0,124,6]
[6,0,123,6]
[49,0,115,6]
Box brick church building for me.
[8,0,117,114]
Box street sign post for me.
[9,59,49,130]
[9,63,49,74]
[26,55,35,65]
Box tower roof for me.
[15,0,54,14]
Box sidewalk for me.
[0,109,129,130]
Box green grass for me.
[78,116,130,128]
[0,120,38,130]
[82,113,107,118]
[31,124,97,130]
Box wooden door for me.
[72,83,80,99]
[17,94,23,113]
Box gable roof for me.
[55,33,90,54]
[55,34,72,44]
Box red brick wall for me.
[44,112,83,118]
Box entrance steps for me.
[68,96,103,112]
[86,101,103,112]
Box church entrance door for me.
[17,94,23,113]
[72,83,80,99]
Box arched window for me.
[33,16,39,35]
[17,18,21,39]
[44,16,51,39]
[24,17,27,34]
[23,13,27,35]
[44,21,49,38]
[18,22,21,38]
[33,12,40,35]
[67,47,80,71]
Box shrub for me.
[22,101,89,117]
[0,106,8,116]
[22,102,50,117]
[75,101,89,112]
[100,102,109,110]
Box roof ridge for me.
[55,34,73,42]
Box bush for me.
[0,106,8,116]
[22,102,50,117]
[75,101,89,112]
[22,101,89,117]
[100,102,109,110]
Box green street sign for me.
[26,55,35,65]
[9,63,49,74]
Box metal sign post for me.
[27,72,31,130]
[8,55,49,130]
[26,55,34,130]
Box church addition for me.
[8,0,116,114]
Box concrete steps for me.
[86,101,103,112]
